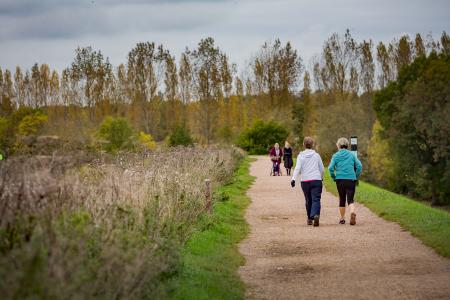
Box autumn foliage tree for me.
[188,37,234,143]
[251,39,303,108]
[373,52,450,204]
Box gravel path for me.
[238,156,450,300]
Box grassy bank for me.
[323,171,450,258]
[167,157,255,300]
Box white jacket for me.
[292,149,324,182]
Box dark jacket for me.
[283,147,293,168]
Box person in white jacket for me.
[290,137,324,226]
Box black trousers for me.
[336,179,356,207]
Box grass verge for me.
[167,157,255,300]
[323,171,450,258]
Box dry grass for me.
[0,147,242,299]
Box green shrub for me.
[10,107,36,127]
[97,116,135,152]
[137,131,157,151]
[17,111,48,136]
[168,126,193,147]
[0,108,47,154]
[236,119,288,154]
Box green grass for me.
[323,171,450,258]
[167,157,255,300]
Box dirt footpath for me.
[238,156,450,300]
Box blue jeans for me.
[301,180,323,220]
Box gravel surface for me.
[238,156,450,300]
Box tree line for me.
[0,32,446,136]
[0,30,449,203]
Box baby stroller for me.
[270,156,282,176]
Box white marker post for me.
[350,136,358,158]
[350,136,359,186]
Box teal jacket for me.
[328,149,362,181]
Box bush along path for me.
[239,156,450,300]
[167,157,255,300]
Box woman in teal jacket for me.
[328,137,362,225]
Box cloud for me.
[0,0,236,41]
[0,0,448,72]
[0,0,233,17]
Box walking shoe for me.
[313,215,320,227]
[350,213,356,225]
[307,219,313,225]
[339,219,345,224]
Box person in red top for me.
[269,143,283,176]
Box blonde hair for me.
[285,141,290,148]
[336,137,349,149]
[303,137,314,149]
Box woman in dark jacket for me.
[283,141,293,176]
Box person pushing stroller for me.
[269,143,283,176]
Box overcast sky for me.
[0,0,449,74]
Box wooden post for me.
[205,179,212,213]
